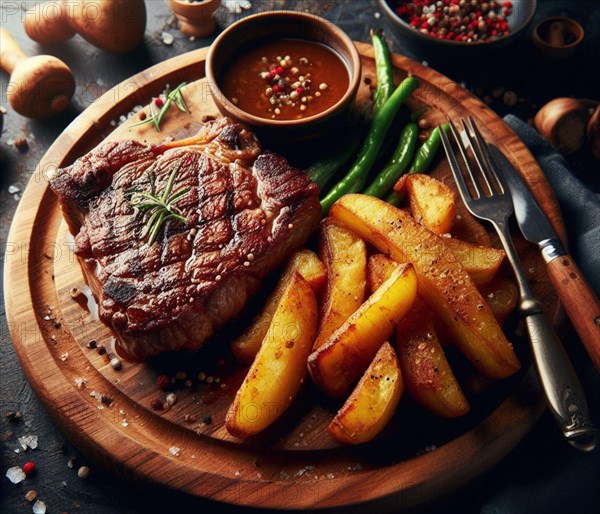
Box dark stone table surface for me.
[1,1,598,513]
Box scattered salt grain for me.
[32,499,47,514]
[59,352,69,362]
[121,419,129,427]
[8,184,21,194]
[74,377,87,389]
[162,31,174,45]
[168,446,181,456]
[222,0,251,14]
[6,466,26,484]
[19,434,39,450]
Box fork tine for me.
[447,121,485,199]
[460,119,494,196]
[464,117,505,195]
[440,124,473,205]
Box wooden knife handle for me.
[547,255,600,371]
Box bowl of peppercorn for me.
[205,11,362,146]
[378,0,537,57]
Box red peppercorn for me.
[154,97,164,108]
[272,84,281,93]
[276,66,284,75]
[22,461,36,476]
[156,374,170,390]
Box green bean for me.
[363,122,418,197]
[383,190,403,207]
[407,123,450,174]
[320,76,420,214]
[371,29,394,113]
[305,133,360,193]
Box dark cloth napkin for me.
[504,115,600,296]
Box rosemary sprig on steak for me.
[129,166,190,245]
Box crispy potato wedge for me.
[395,173,456,235]
[330,194,520,379]
[328,342,403,444]
[225,272,318,438]
[396,298,469,418]
[313,218,367,350]
[445,237,505,286]
[480,277,519,325]
[367,254,402,294]
[231,249,326,363]
[308,262,417,398]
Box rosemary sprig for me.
[131,82,189,132]
[129,166,190,246]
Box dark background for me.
[1,1,599,513]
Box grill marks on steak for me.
[50,117,320,360]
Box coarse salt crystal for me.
[19,435,38,450]
[32,499,47,514]
[168,446,181,456]
[6,466,26,483]
[162,32,174,45]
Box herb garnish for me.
[129,166,190,245]
[131,82,189,132]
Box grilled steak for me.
[50,117,320,360]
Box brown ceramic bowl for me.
[532,16,584,60]
[167,0,220,37]
[205,11,362,145]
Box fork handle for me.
[523,301,598,451]
[543,250,600,372]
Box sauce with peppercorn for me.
[220,39,350,120]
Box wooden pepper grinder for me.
[0,28,75,118]
[24,0,146,54]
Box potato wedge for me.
[231,249,326,363]
[367,254,401,294]
[480,277,519,325]
[396,298,469,418]
[395,173,456,235]
[308,263,417,398]
[313,218,367,349]
[225,272,318,438]
[328,342,403,444]
[445,237,505,286]
[330,194,520,379]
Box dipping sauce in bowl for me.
[221,39,350,121]
[205,11,361,144]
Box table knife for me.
[489,145,600,372]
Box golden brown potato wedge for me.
[308,262,417,398]
[480,277,519,325]
[231,249,326,363]
[395,173,456,235]
[225,272,318,438]
[330,194,520,380]
[313,218,367,350]
[445,237,505,286]
[328,342,403,444]
[396,298,469,418]
[367,254,402,294]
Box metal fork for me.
[441,117,597,452]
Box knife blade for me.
[489,145,600,372]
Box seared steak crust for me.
[50,118,320,360]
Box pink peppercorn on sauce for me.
[220,39,350,121]
[393,0,513,43]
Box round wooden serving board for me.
[4,43,563,511]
